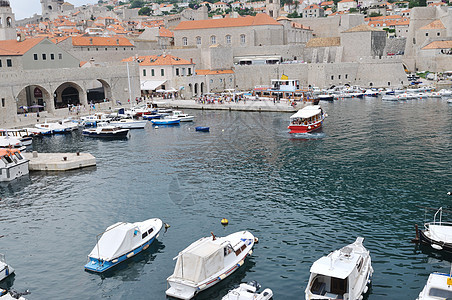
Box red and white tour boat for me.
[288,105,325,134]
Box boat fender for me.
[363,286,368,294]
[164,223,171,229]
[221,218,229,226]
[431,244,443,251]
[254,237,259,244]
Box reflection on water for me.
[0,98,451,299]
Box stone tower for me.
[0,0,16,41]
[41,0,64,18]
[266,0,280,19]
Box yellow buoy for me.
[221,218,229,226]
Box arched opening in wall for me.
[54,82,83,109]
[194,83,198,96]
[16,85,51,114]
[200,82,204,95]
[6,17,11,27]
[48,5,53,10]
[188,84,193,94]
[86,79,112,104]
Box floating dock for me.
[23,152,96,171]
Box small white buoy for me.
[222,129,225,132]
[155,126,159,129]
[448,192,451,195]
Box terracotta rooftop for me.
[306,37,340,47]
[196,69,234,75]
[420,19,445,30]
[320,1,334,5]
[122,54,193,66]
[72,36,133,47]
[305,4,321,9]
[422,40,452,50]
[159,27,174,38]
[428,2,446,6]
[175,13,280,30]
[338,0,356,3]
[0,38,44,56]
[343,24,384,32]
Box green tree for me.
[106,5,114,10]
[369,12,382,17]
[138,6,151,15]
[349,7,358,12]
[98,0,104,4]
[130,0,145,9]
[287,12,299,18]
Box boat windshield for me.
[429,287,452,298]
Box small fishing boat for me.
[35,122,69,134]
[0,254,14,282]
[364,89,379,97]
[0,136,25,151]
[84,218,163,273]
[305,237,373,300]
[288,105,325,134]
[0,149,29,182]
[195,127,210,132]
[82,124,129,138]
[166,231,255,300]
[439,89,452,97]
[0,129,33,146]
[172,111,194,122]
[318,94,334,101]
[415,207,452,252]
[22,127,52,136]
[417,270,452,299]
[151,117,180,125]
[382,95,399,101]
[108,118,147,129]
[222,281,273,300]
[142,114,161,120]
[60,119,80,131]
[81,113,112,127]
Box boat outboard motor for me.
[248,281,261,291]
[9,289,30,299]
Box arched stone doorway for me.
[16,85,51,114]
[194,83,198,96]
[87,79,112,104]
[200,82,204,95]
[54,82,86,109]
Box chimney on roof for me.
[190,58,193,64]
[16,33,25,42]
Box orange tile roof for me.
[428,2,446,5]
[175,13,280,30]
[0,38,45,56]
[72,36,133,46]
[320,1,334,5]
[422,40,452,50]
[338,0,356,3]
[159,27,174,38]
[305,4,321,9]
[51,36,71,44]
[123,54,194,66]
[196,69,234,75]
[420,19,446,30]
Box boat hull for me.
[82,130,129,138]
[195,127,210,132]
[288,122,322,133]
[84,236,157,273]
[151,119,180,125]
[419,229,452,252]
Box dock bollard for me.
[63,157,67,161]
[76,152,80,156]
[32,151,38,158]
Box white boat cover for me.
[88,222,141,261]
[290,105,322,119]
[173,239,224,283]
[428,224,452,244]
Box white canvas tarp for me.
[89,222,140,261]
[173,240,224,283]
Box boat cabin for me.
[271,79,300,92]
[0,149,29,182]
[289,105,324,126]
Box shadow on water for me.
[92,240,166,281]
[0,176,32,199]
[0,274,15,290]
[416,243,452,263]
[186,257,256,300]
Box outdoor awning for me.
[140,80,166,91]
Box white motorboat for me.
[439,89,452,97]
[0,254,14,282]
[305,237,373,300]
[0,149,29,182]
[0,136,25,151]
[416,207,452,252]
[81,113,112,127]
[35,122,69,134]
[108,118,147,129]
[172,111,194,122]
[82,123,129,138]
[60,119,80,131]
[0,130,32,147]
[382,95,399,101]
[417,271,452,299]
[428,92,442,98]
[222,281,273,300]
[166,231,255,300]
[22,127,52,136]
[85,218,163,273]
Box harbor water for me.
[0,97,451,299]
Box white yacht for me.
[172,111,194,122]
[35,122,69,134]
[0,254,14,282]
[108,118,147,129]
[417,207,452,252]
[222,281,273,300]
[0,136,25,151]
[166,231,255,300]
[417,271,452,299]
[305,237,373,300]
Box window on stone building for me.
[50,53,55,60]
[196,36,201,45]
[388,82,390,86]
[33,54,38,60]
[240,34,246,45]
[188,68,192,75]
[1,98,4,107]
[425,33,428,36]
[345,74,348,79]
[183,37,188,46]
[143,69,146,76]
[151,69,155,76]
[6,59,12,67]
[96,48,99,51]
[59,53,63,59]
[176,68,180,76]
[370,82,373,86]
[42,54,47,60]
[437,32,440,36]
[210,79,213,83]
[161,69,164,76]
[210,35,216,45]
[413,38,416,44]
[105,48,108,51]
[226,35,231,44]
[0,60,2,67]
[331,75,334,80]
[338,75,341,79]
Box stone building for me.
[265,0,281,18]
[0,0,16,41]
[303,4,324,18]
[337,0,357,12]
[174,14,284,49]
[341,24,386,62]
